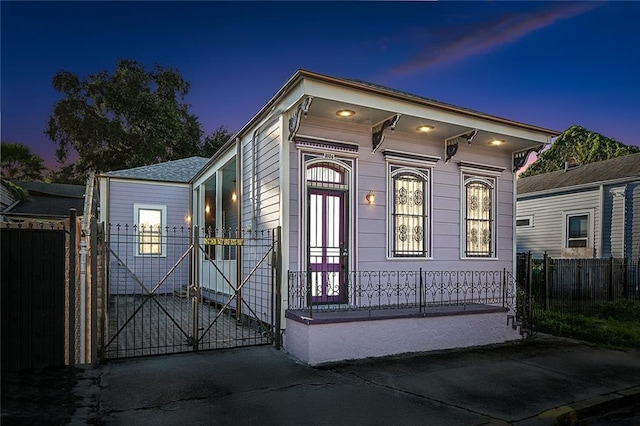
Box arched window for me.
[463,176,495,257]
[390,167,429,257]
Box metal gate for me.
[101,225,280,360]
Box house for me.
[98,156,209,295]
[516,153,640,260]
[1,179,88,222]
[100,70,559,365]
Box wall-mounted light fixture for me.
[205,204,210,214]
[366,190,375,204]
[231,191,237,202]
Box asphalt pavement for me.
[2,334,639,425]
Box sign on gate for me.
[204,238,243,246]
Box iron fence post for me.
[192,225,200,351]
[275,226,282,350]
[90,217,98,364]
[419,267,423,313]
[69,208,76,366]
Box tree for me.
[0,142,47,180]
[45,59,203,177]
[200,126,232,157]
[520,125,640,178]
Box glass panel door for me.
[308,189,346,303]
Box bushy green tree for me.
[199,125,232,157]
[45,59,204,177]
[0,142,47,180]
[521,125,640,177]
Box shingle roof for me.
[4,180,86,217]
[101,156,209,183]
[11,180,86,198]
[517,153,640,195]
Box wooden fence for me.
[517,253,640,316]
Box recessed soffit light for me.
[489,139,505,146]
[416,125,434,133]
[336,109,355,117]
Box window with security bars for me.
[463,177,495,257]
[391,170,428,257]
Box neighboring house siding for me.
[630,183,640,261]
[107,180,191,295]
[602,185,626,258]
[516,188,600,257]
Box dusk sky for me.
[2,1,639,170]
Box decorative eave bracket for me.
[444,129,478,163]
[288,96,314,141]
[372,114,401,154]
[513,145,543,173]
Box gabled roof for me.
[517,153,640,195]
[101,156,209,183]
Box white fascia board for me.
[192,148,236,188]
[304,80,553,144]
[105,177,189,189]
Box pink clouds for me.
[391,2,602,75]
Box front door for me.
[308,188,347,303]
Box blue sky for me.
[2,1,639,169]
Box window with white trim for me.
[566,213,589,248]
[463,175,496,257]
[516,216,533,227]
[388,165,430,257]
[134,204,166,256]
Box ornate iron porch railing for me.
[288,269,520,317]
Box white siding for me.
[630,183,640,261]
[291,117,515,274]
[239,119,282,324]
[241,120,281,231]
[609,186,626,258]
[516,188,601,258]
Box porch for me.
[284,269,525,365]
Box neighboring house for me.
[516,153,640,260]
[101,70,559,365]
[0,179,88,222]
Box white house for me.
[99,70,559,364]
[190,70,558,364]
[516,153,640,260]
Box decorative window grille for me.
[390,168,428,257]
[463,177,495,257]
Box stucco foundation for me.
[284,308,523,365]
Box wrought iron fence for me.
[517,252,640,317]
[101,225,279,359]
[288,269,515,316]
